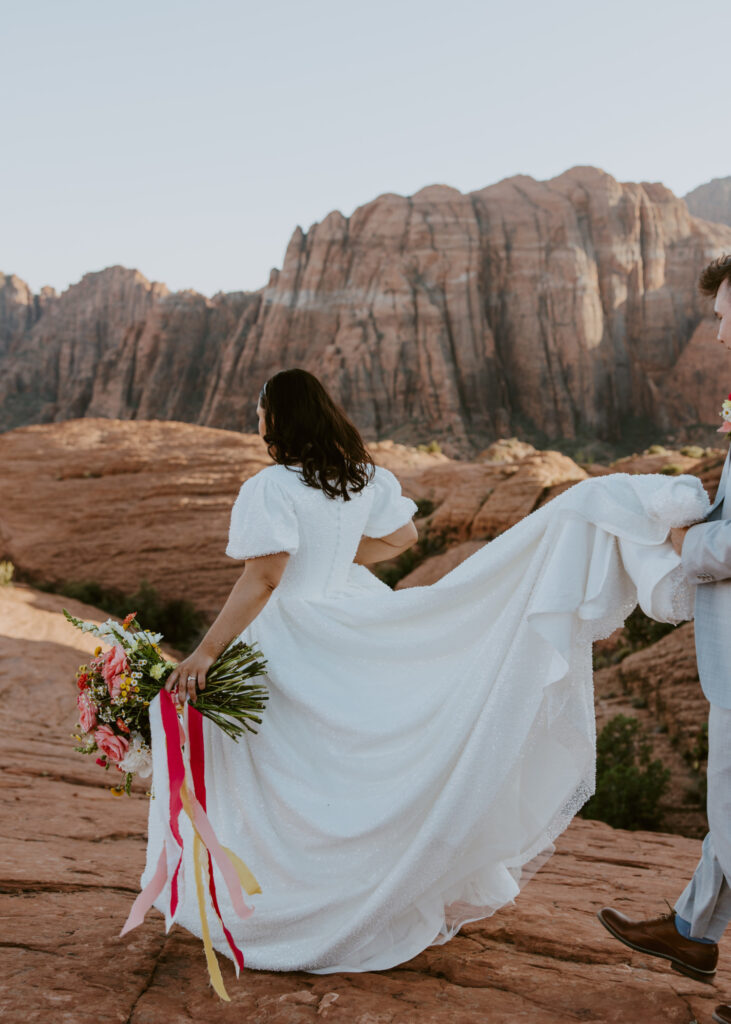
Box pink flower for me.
[94,725,129,764]
[77,689,98,732]
[101,645,129,699]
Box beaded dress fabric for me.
[141,463,709,973]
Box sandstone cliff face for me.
[685,176,731,227]
[3,167,731,455]
[0,272,55,358]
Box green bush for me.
[416,440,442,454]
[581,714,670,830]
[30,573,207,653]
[684,721,709,774]
[414,497,436,518]
[373,531,448,589]
[622,607,675,650]
[679,445,705,459]
[592,607,675,669]
[0,560,14,585]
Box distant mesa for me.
[2,165,731,457]
[684,176,731,227]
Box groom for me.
[598,254,731,1018]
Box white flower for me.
[118,731,153,777]
[149,663,166,680]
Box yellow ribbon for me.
[180,779,261,1000]
[193,833,230,1000]
[221,843,262,896]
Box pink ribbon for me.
[187,707,246,972]
[119,691,255,956]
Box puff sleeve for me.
[225,470,300,559]
[364,466,419,538]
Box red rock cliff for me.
[2,166,731,455]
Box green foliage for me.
[581,714,670,830]
[679,445,705,459]
[646,444,670,455]
[27,572,207,653]
[416,440,442,454]
[414,497,436,518]
[593,607,676,669]
[373,531,448,589]
[660,463,684,476]
[684,721,709,775]
[0,560,14,585]
[623,607,676,649]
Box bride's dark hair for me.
[259,368,375,499]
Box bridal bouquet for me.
[719,392,731,433]
[65,608,269,795]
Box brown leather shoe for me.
[713,1007,731,1024]
[597,907,718,982]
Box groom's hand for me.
[670,526,691,555]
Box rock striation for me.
[3,167,731,456]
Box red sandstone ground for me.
[1,419,729,1021]
[2,582,731,1024]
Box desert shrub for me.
[31,574,206,652]
[592,607,675,669]
[416,440,442,454]
[680,445,705,459]
[684,721,709,774]
[581,714,670,830]
[0,560,14,585]
[373,531,448,589]
[414,498,436,518]
[646,444,670,455]
[660,463,684,476]
[623,607,675,650]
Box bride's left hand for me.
[164,648,215,706]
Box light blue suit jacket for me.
[681,446,731,708]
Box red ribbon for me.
[159,689,186,917]
[187,703,246,973]
[120,690,256,979]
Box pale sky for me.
[2,0,729,298]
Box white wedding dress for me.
[140,462,709,973]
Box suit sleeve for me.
[681,520,731,584]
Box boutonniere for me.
[719,393,731,434]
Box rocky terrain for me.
[3,166,731,456]
[685,177,731,228]
[3,415,731,1020]
[0,417,725,844]
[3,580,731,1024]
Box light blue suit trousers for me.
[675,447,731,940]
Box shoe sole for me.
[596,910,717,984]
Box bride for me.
[138,366,708,975]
